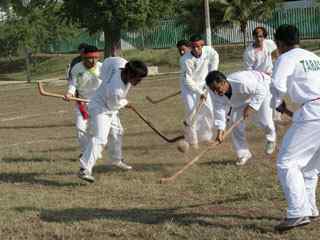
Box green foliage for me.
[0,1,80,57]
[216,0,281,46]
[176,0,227,36]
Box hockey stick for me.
[160,118,242,184]
[183,93,207,127]
[37,81,89,103]
[128,105,184,143]
[146,90,181,104]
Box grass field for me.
[0,68,319,239]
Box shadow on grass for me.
[0,123,74,129]
[0,172,83,187]
[1,156,52,163]
[93,162,181,174]
[14,197,277,234]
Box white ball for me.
[177,139,190,153]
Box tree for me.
[60,0,178,57]
[176,0,226,37]
[216,0,281,47]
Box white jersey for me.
[180,45,219,95]
[271,48,320,122]
[214,70,269,130]
[243,39,277,75]
[68,62,102,99]
[90,57,130,113]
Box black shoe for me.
[78,168,95,183]
[275,217,310,232]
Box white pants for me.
[182,90,214,144]
[80,105,123,174]
[277,120,320,218]
[74,107,89,154]
[230,94,276,158]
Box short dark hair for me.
[176,40,192,48]
[274,24,300,46]
[253,26,268,38]
[189,34,203,42]
[78,42,89,52]
[126,60,148,78]
[206,71,227,86]
[83,45,98,54]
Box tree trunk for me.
[103,25,122,58]
[240,21,247,48]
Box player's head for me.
[82,45,100,69]
[78,42,89,55]
[274,24,300,54]
[206,71,229,96]
[190,34,205,58]
[176,40,192,56]
[124,60,148,86]
[252,27,267,46]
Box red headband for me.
[191,40,205,47]
[82,52,100,58]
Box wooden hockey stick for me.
[146,90,181,104]
[37,81,89,103]
[160,118,242,184]
[128,105,184,143]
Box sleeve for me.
[240,78,266,111]
[270,56,295,108]
[243,47,255,70]
[107,90,128,111]
[209,48,219,71]
[67,67,78,95]
[267,40,277,53]
[180,58,205,95]
[213,95,229,130]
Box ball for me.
[177,139,190,153]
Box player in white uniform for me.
[78,58,148,182]
[180,34,219,147]
[243,27,281,122]
[243,27,278,76]
[206,70,276,165]
[270,25,320,231]
[64,45,102,156]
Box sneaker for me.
[265,141,276,155]
[113,160,133,170]
[78,168,95,183]
[274,217,310,232]
[236,152,252,166]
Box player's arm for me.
[214,96,229,143]
[180,59,205,95]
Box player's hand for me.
[125,102,133,109]
[215,130,224,144]
[63,93,73,101]
[276,100,287,113]
[243,105,255,120]
[200,93,207,101]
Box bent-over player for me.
[206,70,276,165]
[79,57,148,182]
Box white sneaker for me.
[265,141,276,155]
[113,160,133,170]
[78,168,95,183]
[236,152,252,166]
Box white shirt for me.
[180,45,219,95]
[68,62,102,99]
[90,57,131,113]
[271,48,320,122]
[214,71,269,130]
[243,39,277,75]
